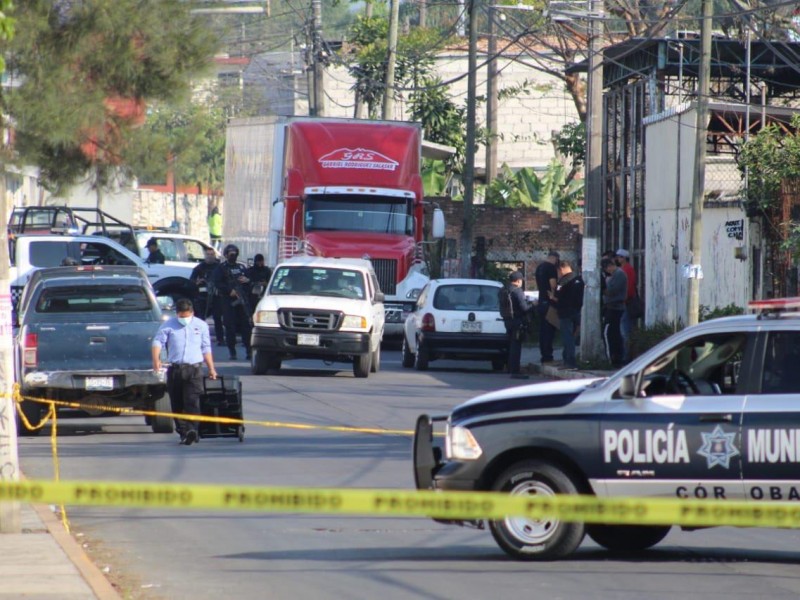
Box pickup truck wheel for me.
[251,350,268,375]
[414,342,429,371]
[353,352,371,378]
[266,356,282,372]
[587,525,671,552]
[489,460,585,560]
[151,394,174,434]
[491,357,506,371]
[401,337,414,368]
[16,400,44,436]
[370,344,381,373]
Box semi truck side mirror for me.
[431,208,445,239]
[270,202,284,232]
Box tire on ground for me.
[353,351,371,378]
[587,524,671,552]
[489,459,585,560]
[151,394,174,434]
[414,342,429,371]
[252,349,268,375]
[370,344,381,373]
[401,336,414,368]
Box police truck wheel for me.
[489,460,585,560]
[151,394,174,434]
[252,350,268,375]
[353,352,371,378]
[370,344,381,373]
[414,343,429,371]
[587,524,671,552]
[401,337,414,368]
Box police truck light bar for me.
[748,297,800,315]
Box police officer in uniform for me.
[506,271,533,380]
[151,298,217,446]
[190,247,225,346]
[212,244,252,360]
[245,253,272,316]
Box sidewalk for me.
[0,501,120,600]
[521,343,615,381]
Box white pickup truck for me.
[10,234,196,311]
[250,256,385,378]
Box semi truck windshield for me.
[304,195,413,235]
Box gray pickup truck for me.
[14,265,172,435]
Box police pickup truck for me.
[10,233,195,311]
[414,297,800,560]
[250,256,385,378]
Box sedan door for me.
[740,329,800,501]
[598,330,753,501]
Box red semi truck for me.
[223,116,445,335]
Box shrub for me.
[699,304,745,321]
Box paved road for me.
[17,348,800,600]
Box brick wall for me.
[429,196,583,280]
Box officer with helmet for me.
[211,244,252,360]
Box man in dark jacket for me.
[145,238,166,264]
[190,247,225,346]
[505,271,533,380]
[245,253,272,316]
[534,251,559,364]
[601,257,627,368]
[212,244,252,361]
[551,259,585,369]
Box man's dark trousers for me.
[603,308,625,367]
[537,302,556,363]
[505,317,526,374]
[167,363,203,435]
[222,299,252,357]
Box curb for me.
[31,502,122,600]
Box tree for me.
[2,0,218,199]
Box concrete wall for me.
[644,105,749,326]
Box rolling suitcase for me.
[198,376,244,441]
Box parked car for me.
[250,256,385,378]
[402,278,509,371]
[413,297,800,560]
[125,230,221,268]
[14,265,172,435]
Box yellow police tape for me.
[2,479,800,529]
[14,387,415,436]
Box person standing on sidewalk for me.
[615,248,637,361]
[151,298,217,446]
[503,271,533,380]
[550,259,584,369]
[534,251,559,364]
[601,257,627,368]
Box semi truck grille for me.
[371,259,397,295]
[280,310,342,331]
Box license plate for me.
[461,321,482,333]
[297,333,320,346]
[85,376,113,391]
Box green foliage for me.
[737,115,800,211]
[483,161,583,212]
[124,101,226,194]
[3,0,218,194]
[629,321,680,360]
[421,159,448,197]
[553,122,586,169]
[699,304,745,321]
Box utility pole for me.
[579,0,604,362]
[687,0,712,326]
[0,168,21,533]
[485,4,498,183]
[311,0,324,117]
[383,0,401,120]
[460,0,478,277]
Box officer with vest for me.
[190,246,226,345]
[504,271,533,380]
[212,244,252,360]
[208,206,222,251]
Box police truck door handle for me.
[699,413,733,423]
